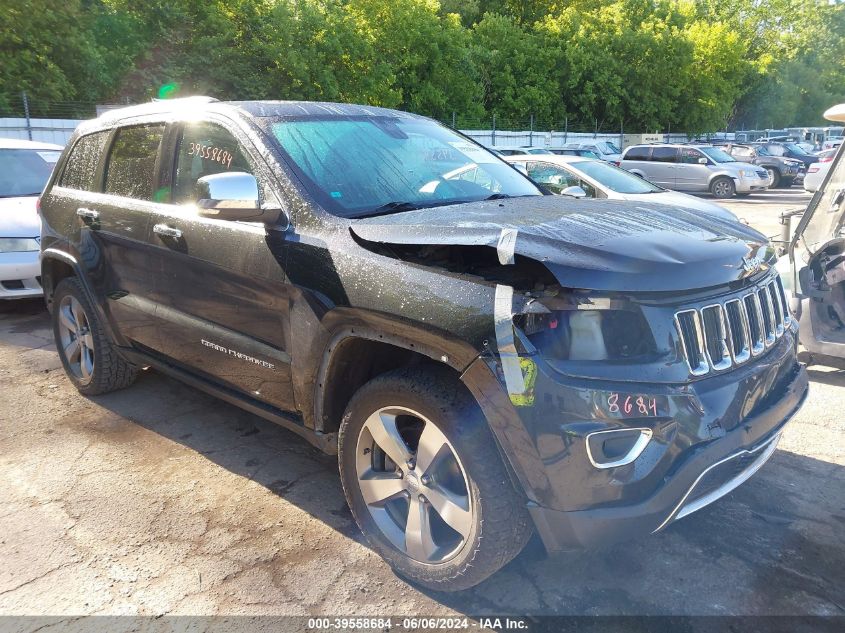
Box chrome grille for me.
[676,275,791,376]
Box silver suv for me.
[620,143,770,198]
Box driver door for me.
[144,117,297,411]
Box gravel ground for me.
[0,188,843,618]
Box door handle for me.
[153,224,183,239]
[76,208,99,221]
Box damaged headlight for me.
[513,299,656,362]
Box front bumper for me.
[527,362,807,550]
[735,174,770,192]
[0,251,42,299]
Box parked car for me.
[40,98,807,590]
[782,104,845,366]
[620,143,770,198]
[505,154,738,221]
[563,141,622,163]
[803,148,837,192]
[492,147,530,156]
[0,138,62,299]
[722,143,804,188]
[547,148,602,159]
[753,141,819,169]
[518,147,554,155]
[822,136,843,151]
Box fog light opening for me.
[585,428,653,469]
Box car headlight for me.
[514,301,656,362]
[0,238,40,253]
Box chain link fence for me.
[0,94,750,148]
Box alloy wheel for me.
[57,295,95,384]
[355,406,473,564]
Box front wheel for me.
[765,167,781,188]
[710,176,736,199]
[338,367,532,591]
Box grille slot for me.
[676,274,790,376]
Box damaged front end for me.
[350,197,807,551]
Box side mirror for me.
[561,186,587,199]
[698,157,708,165]
[195,172,269,222]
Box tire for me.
[338,367,532,591]
[765,167,781,188]
[710,176,736,199]
[52,277,138,395]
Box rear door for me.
[675,147,712,192]
[143,116,296,411]
[53,123,168,350]
[646,146,679,188]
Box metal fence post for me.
[492,114,496,147]
[21,91,32,141]
[564,117,568,144]
[529,114,534,147]
[451,111,456,128]
[620,121,624,151]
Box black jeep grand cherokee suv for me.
[39,98,808,590]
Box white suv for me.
[620,143,770,198]
[0,138,62,299]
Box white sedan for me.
[0,138,63,299]
[804,148,837,193]
[505,154,738,221]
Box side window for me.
[104,124,167,201]
[624,146,650,161]
[732,146,752,158]
[766,144,785,156]
[173,122,253,204]
[679,148,704,164]
[652,147,679,163]
[527,162,578,187]
[59,132,110,191]
[577,180,597,198]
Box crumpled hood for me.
[0,197,41,238]
[351,196,772,292]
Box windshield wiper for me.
[354,200,422,218]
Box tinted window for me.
[0,148,61,197]
[651,147,678,163]
[173,122,254,204]
[104,124,166,201]
[624,146,650,161]
[575,160,663,194]
[59,132,109,191]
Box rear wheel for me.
[710,176,736,199]
[338,367,532,591]
[52,277,138,395]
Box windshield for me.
[699,147,736,163]
[574,160,663,194]
[266,116,541,217]
[596,141,620,154]
[0,148,61,197]
[797,145,845,255]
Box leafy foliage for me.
[0,0,842,131]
